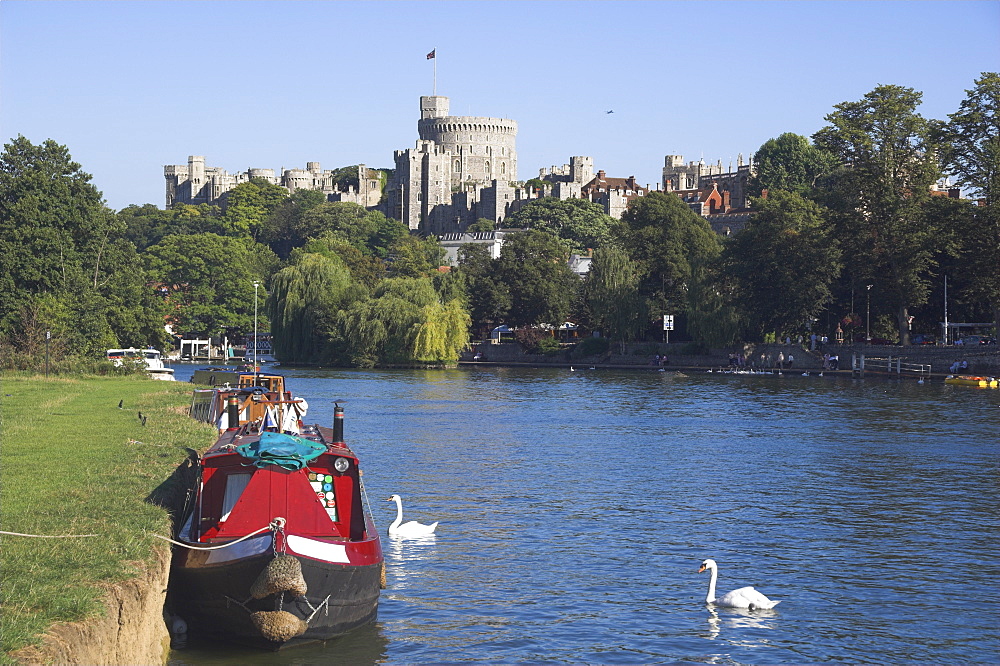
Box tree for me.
[119,202,224,251]
[258,189,326,257]
[748,132,837,197]
[504,198,617,253]
[283,202,407,259]
[297,235,388,287]
[0,136,165,356]
[0,137,107,326]
[619,191,722,332]
[144,233,276,338]
[583,244,645,351]
[456,243,510,337]
[267,252,354,363]
[937,72,1000,332]
[467,218,496,232]
[337,277,467,366]
[721,191,842,340]
[387,234,446,278]
[494,230,577,328]
[813,84,943,345]
[412,298,471,364]
[222,179,288,238]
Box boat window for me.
[221,473,252,521]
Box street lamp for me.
[253,280,260,382]
[866,284,873,343]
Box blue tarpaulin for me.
[236,431,326,470]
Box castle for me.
[164,95,754,237]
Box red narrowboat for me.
[170,391,384,650]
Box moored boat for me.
[170,390,384,649]
[107,347,175,380]
[944,374,999,388]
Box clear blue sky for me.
[2,0,997,211]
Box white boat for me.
[106,347,176,380]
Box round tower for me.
[417,96,518,188]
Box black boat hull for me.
[170,546,382,650]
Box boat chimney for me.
[332,403,345,444]
[226,396,240,430]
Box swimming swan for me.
[698,558,780,610]
[386,494,438,537]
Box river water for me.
[167,364,1000,665]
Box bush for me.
[571,336,610,359]
[535,336,562,356]
[680,341,710,355]
[631,343,660,357]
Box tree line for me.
[1,74,996,370]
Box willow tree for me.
[583,244,645,352]
[267,252,353,363]
[339,277,467,367]
[412,299,471,364]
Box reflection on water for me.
[702,605,779,644]
[168,366,1000,664]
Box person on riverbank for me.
[786,353,795,369]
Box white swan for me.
[386,494,438,537]
[698,558,780,610]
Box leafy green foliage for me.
[494,230,578,329]
[583,244,645,351]
[455,243,510,337]
[748,132,838,197]
[721,191,842,339]
[267,252,354,363]
[504,197,617,253]
[813,84,942,344]
[0,136,170,357]
[221,179,288,238]
[936,72,1000,331]
[620,191,722,329]
[143,233,277,338]
[388,234,446,277]
[119,203,224,251]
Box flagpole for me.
[433,47,437,95]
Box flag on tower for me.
[426,49,436,59]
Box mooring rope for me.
[149,517,285,551]
[0,530,97,538]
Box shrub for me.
[571,336,610,358]
[680,341,710,355]
[535,336,562,356]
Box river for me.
[167,364,1000,664]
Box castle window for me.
[501,163,506,175]
[455,160,461,171]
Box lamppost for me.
[866,284,873,343]
[253,280,260,382]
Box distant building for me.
[663,154,753,210]
[164,157,381,209]
[581,171,652,220]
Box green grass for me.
[0,374,217,661]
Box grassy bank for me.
[0,374,216,661]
